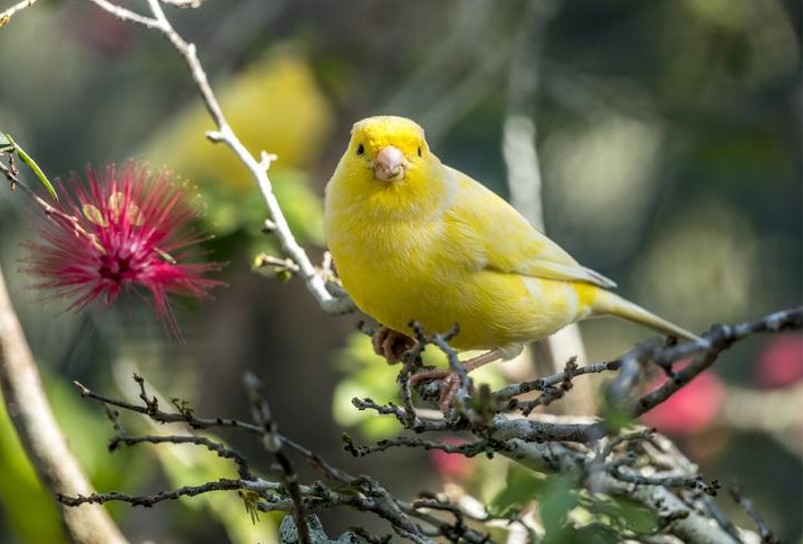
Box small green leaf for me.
[540,474,580,539]
[2,134,57,200]
[239,491,261,525]
[592,497,657,534]
[565,523,620,544]
[0,132,12,152]
[600,389,635,433]
[488,464,547,517]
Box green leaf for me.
[0,131,12,152]
[600,390,635,433]
[540,474,580,540]
[488,464,547,517]
[1,133,58,200]
[592,496,657,534]
[564,523,620,544]
[331,333,403,440]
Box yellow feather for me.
[324,116,698,354]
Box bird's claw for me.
[371,327,415,365]
[410,369,471,412]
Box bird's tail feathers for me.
[592,291,700,342]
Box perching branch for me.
[56,306,799,543]
[349,308,801,543]
[627,306,802,417]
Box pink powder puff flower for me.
[23,162,224,335]
[755,334,803,389]
[430,437,475,481]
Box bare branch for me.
[244,373,311,544]
[83,0,161,28]
[58,477,279,508]
[160,0,207,7]
[343,433,489,459]
[631,307,803,417]
[110,430,254,480]
[730,483,781,544]
[494,357,618,402]
[69,374,507,542]
[0,0,38,26]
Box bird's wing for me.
[444,166,616,289]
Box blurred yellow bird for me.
[324,116,697,385]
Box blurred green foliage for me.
[0,388,65,544]
[489,465,659,542]
[0,369,141,543]
[149,426,278,543]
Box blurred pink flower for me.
[66,7,134,57]
[430,437,475,481]
[641,364,726,435]
[755,334,803,389]
[24,162,223,334]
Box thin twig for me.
[730,483,780,543]
[244,373,310,544]
[632,307,803,416]
[59,477,282,508]
[494,357,619,401]
[83,0,161,28]
[161,0,206,7]
[0,0,38,25]
[110,433,253,480]
[343,434,489,458]
[610,467,720,496]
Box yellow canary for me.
[324,116,697,364]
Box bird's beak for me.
[373,145,406,181]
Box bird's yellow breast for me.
[325,207,596,351]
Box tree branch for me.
[730,483,780,544]
[244,373,311,544]
[0,0,38,25]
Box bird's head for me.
[326,116,449,220]
[347,115,429,183]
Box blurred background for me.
[0,0,800,542]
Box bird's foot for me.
[371,327,415,365]
[409,348,507,412]
[410,369,470,412]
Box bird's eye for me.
[417,146,422,157]
[356,143,365,156]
